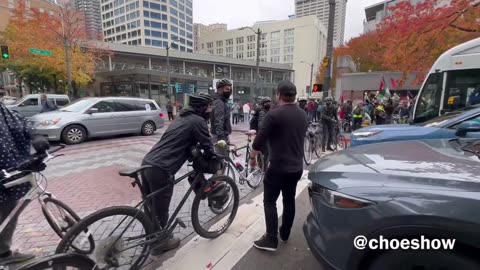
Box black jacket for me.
[210,93,232,140]
[321,104,338,124]
[143,108,215,174]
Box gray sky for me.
[193,0,385,42]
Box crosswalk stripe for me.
[157,170,311,270]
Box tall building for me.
[193,23,227,51]
[295,0,347,47]
[197,16,327,97]
[0,0,59,31]
[74,0,103,40]
[100,0,194,52]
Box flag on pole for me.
[379,76,386,91]
[340,95,345,103]
[390,78,397,89]
[377,76,391,100]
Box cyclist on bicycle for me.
[211,79,233,156]
[0,104,37,265]
[142,93,227,254]
[321,97,338,152]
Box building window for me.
[216,48,223,54]
[271,48,280,55]
[207,42,213,48]
[260,42,267,48]
[247,35,255,42]
[260,49,267,56]
[247,44,255,50]
[216,41,223,47]
[226,39,233,45]
[171,17,178,25]
[270,56,280,63]
[226,46,233,53]
[236,37,244,44]
[226,54,233,58]
[236,45,244,51]
[201,44,205,49]
[208,49,214,54]
[247,51,255,58]
[260,33,267,40]
[284,28,294,37]
[236,52,244,59]
[284,37,294,45]
[284,55,293,63]
[284,46,294,54]
[171,8,177,16]
[170,0,177,7]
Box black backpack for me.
[249,108,261,131]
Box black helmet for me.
[260,97,271,105]
[324,97,333,102]
[189,93,213,108]
[216,78,232,89]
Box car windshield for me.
[418,106,477,127]
[60,98,96,112]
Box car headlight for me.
[37,118,61,127]
[352,130,382,139]
[310,183,375,209]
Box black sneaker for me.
[279,227,290,243]
[253,234,278,251]
[0,251,35,265]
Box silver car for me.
[31,97,165,144]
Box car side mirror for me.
[19,103,25,107]
[88,108,99,114]
[455,121,480,137]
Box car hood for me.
[309,139,480,191]
[356,124,417,132]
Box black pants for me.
[168,112,174,121]
[141,165,173,230]
[322,122,334,149]
[353,118,362,130]
[232,113,239,125]
[263,169,303,240]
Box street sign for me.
[29,48,52,56]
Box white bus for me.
[413,37,480,123]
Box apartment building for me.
[193,23,227,51]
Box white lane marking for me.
[157,170,311,270]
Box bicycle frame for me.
[225,137,252,182]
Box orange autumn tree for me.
[1,0,104,97]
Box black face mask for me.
[264,104,271,110]
[326,102,332,106]
[222,91,231,99]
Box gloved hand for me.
[217,140,228,148]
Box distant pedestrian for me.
[232,102,240,125]
[40,93,57,113]
[166,101,174,121]
[250,81,308,252]
[243,102,250,122]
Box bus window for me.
[444,69,480,111]
[414,72,443,123]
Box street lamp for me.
[301,61,315,98]
[166,38,179,109]
[239,26,262,96]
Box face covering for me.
[326,102,332,106]
[264,104,271,110]
[222,91,231,99]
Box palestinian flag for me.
[377,76,391,100]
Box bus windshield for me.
[414,72,443,123]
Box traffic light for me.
[1,45,9,59]
[313,84,323,92]
[322,56,328,67]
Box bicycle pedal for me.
[176,218,187,229]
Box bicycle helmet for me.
[260,97,272,105]
[188,93,213,108]
[324,97,333,102]
[216,78,232,89]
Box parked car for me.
[1,96,18,105]
[7,94,70,117]
[351,105,480,147]
[30,97,165,144]
[304,122,480,270]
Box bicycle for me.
[331,121,348,151]
[0,143,95,255]
[304,122,322,165]
[16,253,99,270]
[222,131,266,189]
[55,146,240,270]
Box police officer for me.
[321,97,338,152]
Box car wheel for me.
[62,125,86,145]
[141,121,156,136]
[368,250,478,270]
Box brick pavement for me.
[12,126,257,257]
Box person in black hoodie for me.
[142,93,227,254]
[211,79,233,151]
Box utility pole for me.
[255,28,261,95]
[309,63,313,98]
[64,35,73,96]
[323,0,336,99]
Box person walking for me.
[243,102,251,123]
[40,93,57,113]
[166,101,174,121]
[249,81,308,252]
[231,102,240,125]
[321,97,338,152]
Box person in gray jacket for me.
[211,78,232,145]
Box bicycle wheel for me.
[56,206,154,270]
[210,161,237,215]
[304,135,313,165]
[42,197,95,254]
[16,253,98,270]
[246,153,265,189]
[338,134,348,150]
[191,175,239,239]
[313,136,322,158]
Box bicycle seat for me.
[118,165,153,177]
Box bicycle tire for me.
[246,153,265,189]
[55,206,154,270]
[191,175,239,239]
[313,136,322,159]
[42,197,95,254]
[15,253,98,270]
[210,161,237,215]
[338,134,348,149]
[303,135,312,165]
